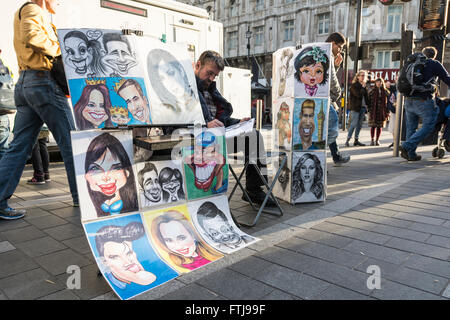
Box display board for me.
[63,29,259,299]
[272,43,331,204]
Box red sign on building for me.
[368,69,400,82]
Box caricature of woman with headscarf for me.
[294,46,330,97]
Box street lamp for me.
[246,26,252,68]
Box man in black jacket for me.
[194,50,275,206]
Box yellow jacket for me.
[13,3,60,71]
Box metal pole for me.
[342,37,350,131]
[256,99,262,130]
[353,0,363,76]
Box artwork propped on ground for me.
[182,127,229,200]
[188,195,259,254]
[72,130,138,222]
[273,98,294,150]
[84,213,179,300]
[292,151,327,203]
[135,160,186,210]
[143,205,223,274]
[272,151,293,204]
[272,47,295,99]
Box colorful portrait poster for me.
[138,36,205,125]
[273,97,294,151]
[134,160,186,210]
[57,28,144,80]
[182,127,229,200]
[143,204,223,274]
[188,195,259,254]
[292,151,327,203]
[293,43,332,98]
[272,151,292,204]
[83,213,179,300]
[272,47,295,99]
[293,97,329,151]
[69,77,152,130]
[71,130,138,222]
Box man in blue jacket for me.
[194,50,275,206]
[400,46,450,161]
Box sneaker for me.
[408,154,422,161]
[354,140,366,146]
[242,188,276,207]
[27,176,45,185]
[387,143,394,149]
[345,140,350,147]
[44,173,51,182]
[370,141,375,146]
[333,153,350,167]
[73,199,80,207]
[398,145,409,161]
[0,207,26,220]
[375,141,380,146]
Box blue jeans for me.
[0,114,10,160]
[347,107,366,140]
[402,98,439,158]
[327,103,339,146]
[0,70,77,208]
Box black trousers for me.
[228,130,267,191]
[31,138,49,177]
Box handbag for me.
[49,55,69,96]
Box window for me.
[228,31,238,50]
[230,2,238,17]
[361,8,370,35]
[285,0,294,3]
[318,13,330,35]
[387,5,402,33]
[256,0,264,11]
[283,20,294,41]
[254,26,264,46]
[376,50,400,69]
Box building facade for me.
[179,0,447,107]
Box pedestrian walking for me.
[0,0,78,220]
[368,78,389,146]
[346,70,369,147]
[27,126,51,185]
[325,32,351,165]
[399,46,450,161]
[386,81,397,148]
[0,49,15,161]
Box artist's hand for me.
[335,53,343,68]
[240,117,251,122]
[207,119,224,128]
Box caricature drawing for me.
[114,78,151,124]
[292,153,324,202]
[63,30,107,77]
[294,46,330,97]
[73,78,114,130]
[275,101,292,149]
[110,106,130,125]
[184,131,227,195]
[150,210,222,272]
[159,167,185,203]
[137,162,162,207]
[84,133,138,217]
[95,221,156,289]
[278,48,293,97]
[102,33,138,77]
[277,153,291,193]
[147,48,197,113]
[196,201,253,250]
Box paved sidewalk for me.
[0,126,449,300]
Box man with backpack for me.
[0,49,15,160]
[398,46,450,161]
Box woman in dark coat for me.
[368,78,390,146]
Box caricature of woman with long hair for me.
[292,153,324,201]
[159,167,185,203]
[63,30,108,77]
[74,81,114,130]
[147,49,197,113]
[150,210,222,272]
[294,46,330,97]
[85,133,138,217]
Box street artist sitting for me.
[194,50,275,206]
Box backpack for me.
[397,52,435,97]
